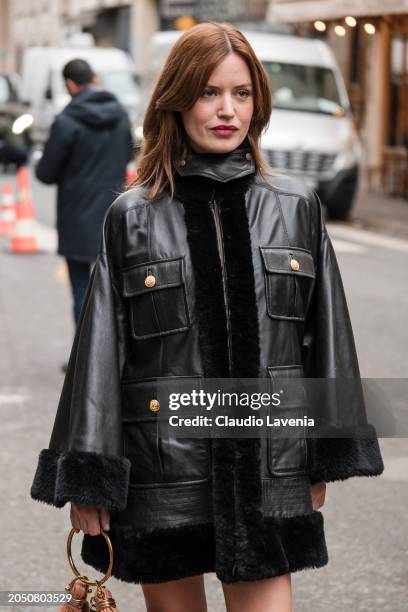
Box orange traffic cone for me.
[126,166,137,184]
[10,167,40,253]
[0,183,16,236]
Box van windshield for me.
[263,61,345,115]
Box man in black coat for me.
[36,58,134,325]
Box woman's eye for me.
[237,89,251,98]
[202,89,216,98]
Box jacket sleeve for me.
[30,201,131,512]
[302,192,384,485]
[35,115,76,184]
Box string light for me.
[364,23,376,35]
[314,20,326,32]
[345,16,357,27]
[334,25,347,37]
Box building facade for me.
[0,0,159,76]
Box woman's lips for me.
[210,126,239,137]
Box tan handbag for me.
[59,527,119,611]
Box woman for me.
[31,23,384,612]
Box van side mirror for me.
[45,86,53,100]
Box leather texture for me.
[31,142,384,584]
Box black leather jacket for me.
[31,142,384,585]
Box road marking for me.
[327,223,408,253]
[0,420,41,433]
[0,393,27,405]
[330,238,367,254]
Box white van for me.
[19,46,141,143]
[244,31,361,220]
[140,30,361,220]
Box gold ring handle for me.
[67,527,113,586]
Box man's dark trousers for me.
[66,259,92,325]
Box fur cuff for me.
[30,449,131,513]
[307,424,384,484]
[30,449,64,507]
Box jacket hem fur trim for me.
[308,425,384,484]
[81,511,328,584]
[30,448,131,513]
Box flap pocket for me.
[260,246,315,278]
[260,246,315,321]
[121,256,190,340]
[122,256,184,297]
[121,377,211,487]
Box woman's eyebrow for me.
[206,82,253,89]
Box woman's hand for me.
[310,481,326,510]
[70,503,110,536]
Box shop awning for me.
[267,0,408,23]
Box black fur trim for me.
[218,176,261,379]
[80,511,328,584]
[82,522,215,584]
[218,174,264,580]
[30,449,131,513]
[229,511,328,583]
[175,174,230,378]
[308,426,384,484]
[176,172,264,580]
[30,449,64,507]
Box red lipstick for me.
[210,125,239,137]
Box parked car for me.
[139,30,361,220]
[19,44,141,143]
[0,73,33,169]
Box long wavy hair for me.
[129,22,273,199]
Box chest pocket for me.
[122,256,190,340]
[260,246,316,321]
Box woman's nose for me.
[217,94,235,118]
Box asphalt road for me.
[0,169,407,611]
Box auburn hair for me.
[129,22,273,199]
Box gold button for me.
[149,399,160,412]
[144,275,156,288]
[180,159,186,167]
[290,259,300,271]
[245,152,252,160]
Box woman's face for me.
[181,52,254,154]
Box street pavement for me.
[0,168,407,611]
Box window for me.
[263,61,344,115]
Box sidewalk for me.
[339,188,408,241]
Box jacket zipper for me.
[208,190,233,376]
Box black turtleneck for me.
[174,137,257,211]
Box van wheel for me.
[326,199,353,221]
[323,168,359,221]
